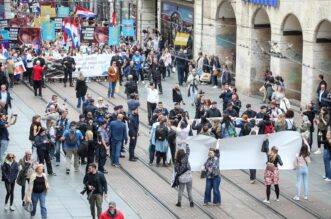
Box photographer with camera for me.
[187,69,200,106]
[83,163,108,219]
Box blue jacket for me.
[2,160,18,183]
[128,114,139,137]
[109,120,128,142]
[63,128,83,148]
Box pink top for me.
[295,155,311,168]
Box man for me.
[107,61,119,98]
[223,102,239,118]
[302,103,315,147]
[42,104,59,130]
[132,50,143,83]
[97,121,110,173]
[54,110,69,166]
[269,101,282,119]
[0,113,16,164]
[124,75,138,99]
[32,60,43,97]
[99,201,125,219]
[128,108,139,161]
[127,94,140,115]
[84,99,97,116]
[219,84,232,111]
[220,64,231,86]
[62,54,76,87]
[256,105,268,119]
[153,102,169,117]
[146,82,159,126]
[0,84,12,115]
[26,49,34,85]
[83,163,108,219]
[317,74,327,94]
[318,84,329,108]
[83,94,94,112]
[111,50,123,85]
[109,114,128,167]
[206,101,222,118]
[241,104,257,118]
[176,49,187,85]
[169,102,185,124]
[151,57,163,94]
[61,121,83,174]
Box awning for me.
[242,0,278,7]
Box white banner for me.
[187,131,302,171]
[73,54,114,77]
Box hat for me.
[212,101,217,105]
[108,201,116,208]
[242,115,249,122]
[246,104,251,108]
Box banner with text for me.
[74,54,114,77]
[57,6,69,17]
[42,22,56,41]
[122,19,134,37]
[108,26,120,46]
[41,6,57,17]
[51,17,63,31]
[0,30,9,43]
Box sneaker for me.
[263,200,270,204]
[212,86,217,89]
[275,199,279,202]
[250,180,256,184]
[190,202,194,207]
[4,204,9,210]
[304,196,308,200]
[213,203,221,206]
[56,162,60,166]
[314,149,322,154]
[325,178,331,182]
[66,169,70,174]
[49,172,57,176]
[293,196,300,201]
[114,164,120,168]
[323,175,326,179]
[10,206,15,211]
[203,202,209,206]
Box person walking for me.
[2,152,18,211]
[150,116,169,167]
[54,111,69,165]
[61,122,83,174]
[24,164,49,219]
[32,60,44,97]
[315,107,329,154]
[174,143,193,208]
[319,131,331,182]
[293,144,311,201]
[97,121,109,174]
[100,201,125,219]
[187,69,199,106]
[109,114,128,167]
[107,61,119,98]
[128,108,139,161]
[146,82,159,125]
[62,54,76,87]
[0,113,16,164]
[83,163,108,219]
[151,57,163,94]
[76,71,88,109]
[203,143,221,206]
[263,146,283,204]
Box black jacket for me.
[172,88,183,103]
[169,108,184,120]
[83,171,108,195]
[151,63,162,80]
[128,113,139,137]
[124,81,138,95]
[111,55,123,68]
[76,79,88,98]
[62,56,75,71]
[206,108,221,118]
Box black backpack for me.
[65,128,78,146]
[155,124,168,141]
[242,122,252,136]
[77,140,88,157]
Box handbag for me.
[200,170,206,179]
[24,202,33,213]
[213,69,219,77]
[266,162,275,172]
[261,139,269,153]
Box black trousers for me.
[26,67,33,85]
[153,79,162,93]
[317,129,327,149]
[37,149,53,174]
[64,69,73,85]
[33,80,42,96]
[129,136,137,159]
[147,102,157,125]
[5,181,15,205]
[98,147,107,172]
[156,151,166,165]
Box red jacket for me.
[33,65,43,81]
[99,210,124,219]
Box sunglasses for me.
[8,156,14,159]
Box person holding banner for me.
[107,61,119,98]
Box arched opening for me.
[314,20,331,91]
[216,1,236,77]
[279,14,303,100]
[251,8,271,94]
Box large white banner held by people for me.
[73,54,114,77]
[188,131,302,171]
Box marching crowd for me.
[0,29,330,219]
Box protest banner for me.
[42,22,56,41]
[51,17,63,31]
[34,17,50,28]
[57,6,69,17]
[5,27,19,43]
[0,19,7,29]
[18,28,41,45]
[73,54,114,78]
[0,30,9,43]
[41,5,57,17]
[94,27,108,44]
[108,26,120,46]
[187,131,302,171]
[14,61,26,75]
[9,18,28,28]
[81,27,95,42]
[29,2,40,14]
[122,19,134,37]
[0,0,4,19]
[174,32,190,46]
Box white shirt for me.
[0,91,7,104]
[147,87,159,103]
[26,53,33,68]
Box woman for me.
[293,144,311,201]
[271,86,285,106]
[85,130,96,173]
[2,153,18,211]
[275,114,287,132]
[174,144,193,208]
[285,110,296,131]
[203,144,221,206]
[211,56,221,88]
[320,131,331,181]
[29,115,42,161]
[24,164,49,219]
[315,107,329,154]
[75,71,87,108]
[176,119,191,150]
[18,150,36,206]
[231,93,241,116]
[264,146,283,204]
[172,84,185,105]
[221,115,237,138]
[187,69,200,106]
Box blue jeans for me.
[0,140,9,164]
[31,192,47,218]
[323,149,331,179]
[111,140,122,165]
[55,141,64,163]
[296,167,308,197]
[108,81,116,97]
[204,175,221,204]
[77,96,85,108]
[177,65,185,85]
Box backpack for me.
[264,123,274,134]
[77,140,88,157]
[155,124,168,141]
[228,124,237,137]
[242,123,252,136]
[65,128,78,146]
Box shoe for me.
[49,172,57,176]
[213,203,221,206]
[163,163,168,167]
[148,162,152,166]
[314,149,322,154]
[64,84,66,87]
[263,200,270,204]
[56,162,60,166]
[22,201,25,206]
[304,196,308,200]
[203,202,209,206]
[175,202,181,207]
[102,171,108,174]
[76,105,81,108]
[293,196,300,201]
[250,180,256,184]
[121,149,126,153]
[114,164,120,168]
[190,202,194,207]
[66,169,70,174]
[133,156,138,160]
[325,178,331,182]
[212,86,217,88]
[10,206,15,211]
[275,199,279,202]
[4,204,9,210]
[323,175,326,179]
[129,158,137,162]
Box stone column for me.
[137,0,156,43]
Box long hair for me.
[85,130,93,141]
[175,149,185,163]
[299,143,310,158]
[268,146,278,162]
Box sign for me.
[74,54,114,77]
[41,6,57,17]
[94,27,108,44]
[5,28,19,43]
[108,26,120,46]
[51,17,63,31]
[9,18,28,28]
[15,28,41,45]
[81,27,95,42]
[122,19,134,37]
[42,22,55,41]
[34,17,50,28]
[0,30,9,43]
[174,32,190,46]
[29,2,40,14]
[57,6,69,17]
[242,0,278,7]
[0,19,8,29]
[14,61,26,75]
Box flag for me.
[76,6,97,18]
[35,2,41,17]
[71,19,80,48]
[62,18,80,48]
[111,12,116,26]
[62,18,71,46]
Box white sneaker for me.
[293,196,300,201]
[142,81,145,84]
[323,175,326,179]
[275,199,279,202]
[4,204,9,210]
[314,149,322,154]
[325,178,331,182]
[250,180,256,184]
[10,206,15,211]
[304,196,308,200]
[212,86,217,89]
[263,200,270,204]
